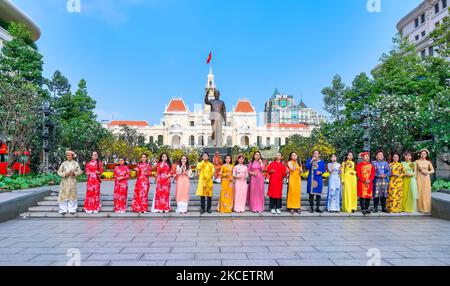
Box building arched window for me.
[198,136,204,146]
[149,136,154,144]
[241,136,250,147]
[226,136,232,147]
[172,135,181,147]
[257,136,262,147]
[189,135,195,146]
[157,135,164,145]
[275,137,281,147]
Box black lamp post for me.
[352,104,381,155]
[41,102,53,173]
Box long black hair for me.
[391,153,400,163]
[178,155,189,169]
[223,155,232,164]
[345,151,354,162]
[158,153,171,167]
[251,151,263,163]
[118,157,127,166]
[92,151,101,170]
[289,152,299,162]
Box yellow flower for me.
[101,171,114,179]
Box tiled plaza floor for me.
[0,217,449,266]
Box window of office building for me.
[415,35,419,41]
[415,18,419,28]
[190,121,194,127]
[421,49,426,59]
[257,136,262,147]
[421,31,426,37]
[429,46,434,57]
[421,13,425,23]
[149,136,154,144]
[443,0,447,9]
[189,135,195,146]
[435,3,440,14]
[157,135,163,145]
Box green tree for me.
[118,125,139,147]
[53,79,110,164]
[343,73,375,119]
[280,133,335,164]
[46,70,71,99]
[0,22,45,171]
[318,33,449,163]
[371,35,447,155]
[186,147,200,164]
[321,74,347,121]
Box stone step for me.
[42,195,330,202]
[37,200,329,207]
[19,211,430,219]
[28,205,330,212]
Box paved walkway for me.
[1,217,450,266]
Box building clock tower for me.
[204,66,216,112]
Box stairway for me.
[20,193,429,219]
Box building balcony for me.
[0,0,40,42]
[0,25,12,42]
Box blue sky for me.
[13,0,422,124]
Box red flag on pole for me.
[206,52,212,64]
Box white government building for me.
[397,0,448,58]
[104,69,326,148]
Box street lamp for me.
[41,102,53,174]
[352,103,381,154]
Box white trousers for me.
[176,202,188,213]
[59,200,78,213]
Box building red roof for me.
[166,98,188,112]
[108,121,149,127]
[234,99,255,113]
[266,123,308,129]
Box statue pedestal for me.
[201,147,232,162]
[201,147,232,184]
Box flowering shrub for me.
[101,172,114,179]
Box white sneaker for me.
[271,209,276,214]
[276,209,281,214]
